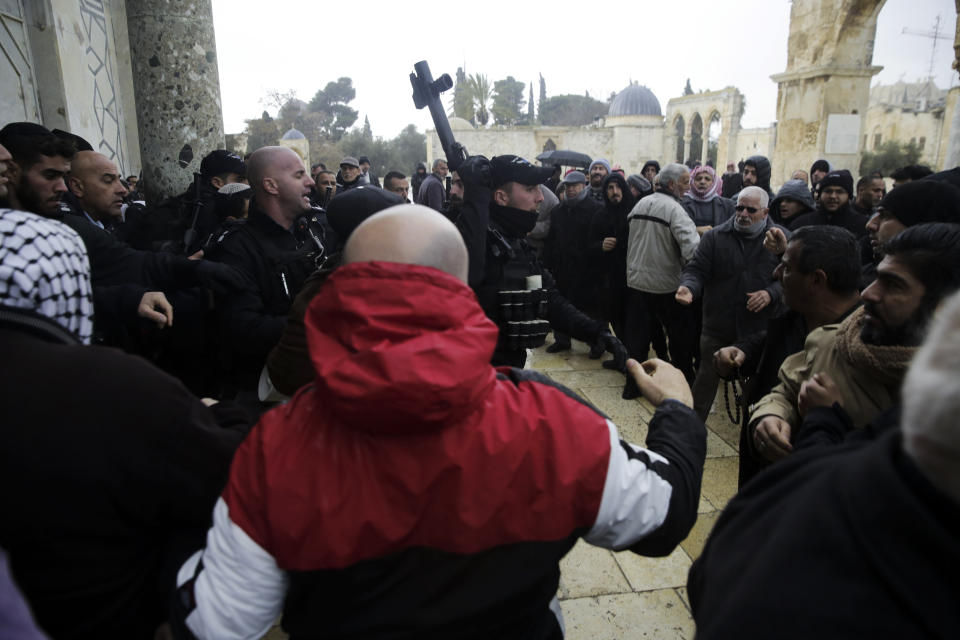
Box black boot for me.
[546,340,571,353]
[622,376,641,399]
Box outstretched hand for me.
[625,358,694,408]
[456,155,492,189]
[600,333,628,372]
[764,227,788,255]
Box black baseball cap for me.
[490,155,554,188]
[200,150,245,180]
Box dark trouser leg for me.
[654,293,696,383]
[547,331,571,352]
[622,288,652,362]
[691,333,730,421]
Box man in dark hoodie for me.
[791,169,868,238]
[411,162,428,199]
[769,179,816,229]
[544,170,604,354]
[730,155,774,201]
[809,159,830,193]
[860,180,960,287]
[641,160,660,185]
[588,172,636,341]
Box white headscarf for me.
[0,208,94,344]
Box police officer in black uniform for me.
[455,154,628,369]
[206,146,328,406]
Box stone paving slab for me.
[560,590,695,640]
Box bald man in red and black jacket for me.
[173,205,706,640]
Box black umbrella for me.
[536,150,592,168]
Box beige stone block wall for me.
[46,0,139,175]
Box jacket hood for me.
[601,172,635,212]
[770,179,816,222]
[745,155,772,191]
[305,261,499,434]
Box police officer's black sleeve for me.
[211,237,287,358]
[541,267,607,342]
[456,182,492,289]
[60,214,208,290]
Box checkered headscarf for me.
[0,209,94,344]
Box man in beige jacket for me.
[750,222,960,462]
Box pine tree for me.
[528,82,535,123]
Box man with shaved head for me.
[344,204,469,281]
[67,150,128,229]
[206,145,320,404]
[175,205,707,640]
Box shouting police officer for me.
[456,154,627,369]
[207,146,325,408]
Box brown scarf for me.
[834,306,915,389]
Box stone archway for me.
[689,113,704,163]
[673,115,685,163]
[771,0,887,185]
[707,111,722,166]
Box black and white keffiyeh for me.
[0,208,94,344]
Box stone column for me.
[770,0,886,186]
[126,0,224,203]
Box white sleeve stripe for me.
[583,419,674,550]
[177,498,288,640]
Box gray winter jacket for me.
[626,191,700,294]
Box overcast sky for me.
[212,0,957,140]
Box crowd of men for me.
[1,115,959,639]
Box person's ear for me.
[210,176,225,189]
[262,177,279,196]
[493,188,510,207]
[67,175,84,197]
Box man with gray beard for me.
[676,186,787,420]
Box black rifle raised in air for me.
[410,60,467,171]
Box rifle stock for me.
[410,60,467,172]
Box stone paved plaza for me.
[266,338,739,639]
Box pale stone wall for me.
[733,127,776,167]
[770,0,886,186]
[9,1,141,175]
[864,104,946,168]
[280,138,310,165]
[428,123,665,175]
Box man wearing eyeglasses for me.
[675,186,789,420]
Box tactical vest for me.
[475,228,551,352]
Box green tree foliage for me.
[469,73,492,126]
[244,111,281,153]
[527,82,535,123]
[451,67,475,123]
[860,140,922,177]
[492,76,526,125]
[538,94,608,126]
[333,124,426,178]
[307,77,359,142]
